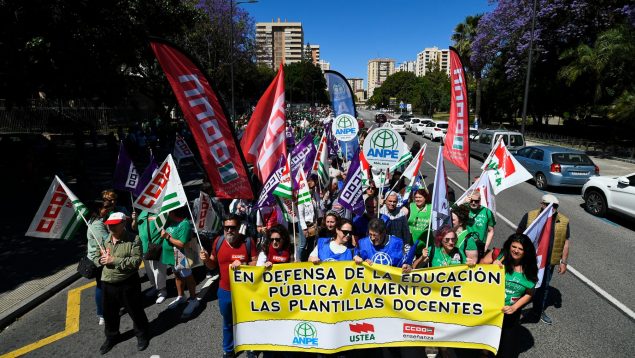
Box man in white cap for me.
[94,212,149,354]
[516,194,570,325]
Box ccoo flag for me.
[443,47,470,173]
[196,191,221,234]
[113,142,140,192]
[523,204,555,288]
[456,171,496,215]
[241,63,287,182]
[273,154,293,199]
[133,154,188,230]
[150,39,253,199]
[337,149,365,216]
[173,135,194,163]
[482,137,532,194]
[133,154,159,197]
[431,149,450,231]
[312,130,329,186]
[401,143,427,182]
[27,176,89,240]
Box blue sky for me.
[247,0,494,85]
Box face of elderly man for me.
[385,193,398,211]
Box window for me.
[437,123,448,129]
[479,133,492,145]
[516,147,532,157]
[552,153,593,165]
[628,175,635,186]
[509,135,524,147]
[529,149,544,161]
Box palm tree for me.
[452,15,483,125]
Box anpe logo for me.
[292,322,318,346]
[403,323,434,340]
[368,129,399,158]
[332,114,358,141]
[349,323,375,343]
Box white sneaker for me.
[167,296,186,309]
[155,295,166,304]
[181,298,200,318]
[98,316,105,325]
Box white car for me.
[423,120,448,141]
[414,118,434,134]
[406,117,419,131]
[387,119,406,136]
[582,173,635,219]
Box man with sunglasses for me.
[466,190,496,258]
[516,194,570,325]
[199,214,257,358]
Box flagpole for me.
[78,211,106,252]
[291,203,298,262]
[129,192,136,216]
[185,200,204,250]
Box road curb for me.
[0,271,81,331]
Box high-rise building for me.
[317,60,330,71]
[416,47,450,76]
[308,44,320,65]
[367,59,396,98]
[397,61,416,73]
[347,78,365,102]
[256,19,304,69]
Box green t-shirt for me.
[467,207,496,244]
[504,271,536,306]
[161,219,192,266]
[408,203,431,244]
[428,245,466,267]
[456,230,477,253]
[136,211,161,254]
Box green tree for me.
[284,61,328,104]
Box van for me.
[470,129,525,160]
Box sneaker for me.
[155,289,167,304]
[167,296,186,309]
[181,298,200,318]
[98,316,105,325]
[144,287,158,298]
[155,295,166,304]
[137,336,149,351]
[541,312,553,325]
[99,338,116,355]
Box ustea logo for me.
[349,322,375,343]
[332,114,358,141]
[403,323,435,341]
[292,322,318,347]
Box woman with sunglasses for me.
[256,225,294,267]
[354,218,413,272]
[481,233,537,357]
[451,203,479,265]
[418,226,472,268]
[308,219,355,263]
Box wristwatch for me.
[559,259,567,265]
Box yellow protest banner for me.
[231,262,504,354]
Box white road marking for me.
[425,160,635,320]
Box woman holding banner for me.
[451,204,479,265]
[407,189,431,247]
[256,225,293,267]
[308,219,354,263]
[417,226,471,268]
[481,233,537,357]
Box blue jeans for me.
[218,288,234,353]
[95,268,103,317]
[532,264,555,314]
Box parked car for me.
[582,173,635,218]
[514,146,599,189]
[375,113,387,124]
[387,119,406,136]
[470,129,525,160]
[399,113,414,121]
[423,121,449,141]
[407,117,420,131]
[414,118,435,135]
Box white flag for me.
[133,154,188,230]
[482,137,532,194]
[431,149,450,231]
[196,191,221,234]
[456,171,496,215]
[173,135,194,162]
[26,176,88,240]
[401,143,427,182]
[523,204,555,288]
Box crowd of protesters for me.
[82,106,570,358]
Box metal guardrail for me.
[525,131,635,160]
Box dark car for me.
[375,113,387,123]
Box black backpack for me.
[214,236,253,261]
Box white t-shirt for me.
[308,240,347,259]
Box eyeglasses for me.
[470,199,480,203]
[340,230,353,237]
[270,236,282,242]
[443,236,458,242]
[224,225,238,231]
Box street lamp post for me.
[520,0,538,135]
[230,0,257,125]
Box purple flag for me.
[324,120,340,157]
[290,134,317,189]
[133,154,159,197]
[256,155,286,209]
[337,149,364,215]
[286,126,296,147]
[113,142,140,192]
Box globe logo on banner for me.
[371,252,392,266]
[292,322,318,346]
[362,127,404,169]
[332,114,359,142]
[333,83,347,99]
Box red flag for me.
[443,47,470,173]
[241,63,287,182]
[151,40,254,199]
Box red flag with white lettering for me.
[150,40,254,199]
[443,47,470,173]
[240,63,287,182]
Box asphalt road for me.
[1,112,634,358]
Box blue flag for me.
[325,70,358,160]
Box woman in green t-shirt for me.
[451,203,479,264]
[482,234,538,357]
[417,226,469,268]
[408,189,432,251]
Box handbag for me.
[143,219,163,261]
[305,223,318,238]
[77,255,97,279]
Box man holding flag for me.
[517,194,571,325]
[466,190,496,258]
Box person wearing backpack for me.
[199,213,258,358]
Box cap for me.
[104,212,128,225]
[541,194,559,205]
